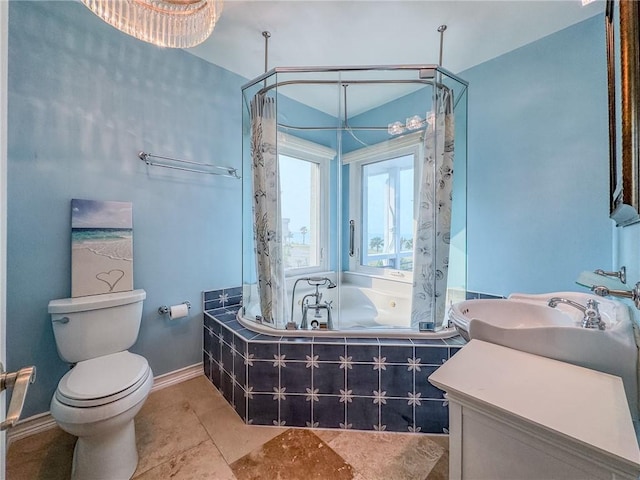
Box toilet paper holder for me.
[158,301,191,315]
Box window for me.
[278,134,334,276]
[346,132,422,280]
[362,154,414,271]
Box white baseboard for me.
[150,362,203,392]
[7,362,204,446]
[6,412,58,446]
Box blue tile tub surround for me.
[203,287,243,311]
[202,297,465,434]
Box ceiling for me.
[188,0,604,81]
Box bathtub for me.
[336,285,412,329]
[240,283,459,339]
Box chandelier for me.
[80,0,223,48]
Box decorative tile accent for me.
[380,345,413,364]
[415,399,449,434]
[248,361,279,393]
[233,353,246,388]
[382,398,414,432]
[279,341,312,360]
[279,394,310,427]
[415,346,448,366]
[415,366,446,400]
[202,290,466,434]
[347,364,379,397]
[221,371,234,404]
[280,362,312,394]
[233,383,247,422]
[347,397,378,431]
[313,343,346,362]
[381,364,413,398]
[313,395,345,429]
[211,360,221,389]
[248,394,278,426]
[313,363,345,394]
[203,287,244,310]
[248,341,278,360]
[347,344,379,362]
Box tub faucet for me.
[547,297,606,330]
[290,277,336,329]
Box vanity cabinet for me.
[429,340,640,480]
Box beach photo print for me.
[71,199,134,297]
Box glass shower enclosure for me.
[241,66,468,336]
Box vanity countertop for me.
[429,339,640,469]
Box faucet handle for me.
[584,299,600,318]
[586,298,600,309]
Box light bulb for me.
[387,121,405,136]
[406,115,423,130]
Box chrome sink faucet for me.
[547,297,606,330]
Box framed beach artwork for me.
[71,199,134,297]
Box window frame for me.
[344,131,423,283]
[278,133,335,277]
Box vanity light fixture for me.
[388,111,434,136]
[79,0,223,48]
[387,121,405,136]
[405,115,424,130]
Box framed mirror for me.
[608,0,640,226]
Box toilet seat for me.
[56,351,151,408]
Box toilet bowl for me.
[48,290,151,480]
[50,351,153,479]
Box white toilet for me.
[48,289,153,480]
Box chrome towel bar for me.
[138,151,240,179]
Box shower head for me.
[327,280,337,289]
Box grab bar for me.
[349,220,355,257]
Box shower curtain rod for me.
[278,123,389,132]
[242,64,468,91]
[252,78,450,98]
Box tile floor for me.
[7,376,448,479]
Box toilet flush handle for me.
[52,316,69,324]
[0,364,36,430]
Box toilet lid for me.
[56,351,150,408]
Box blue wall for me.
[462,14,612,296]
[7,1,245,417]
[7,2,613,418]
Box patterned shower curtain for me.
[411,89,455,329]
[250,94,287,325]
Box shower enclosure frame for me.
[241,64,468,338]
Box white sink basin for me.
[449,292,638,419]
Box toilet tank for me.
[48,289,146,363]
